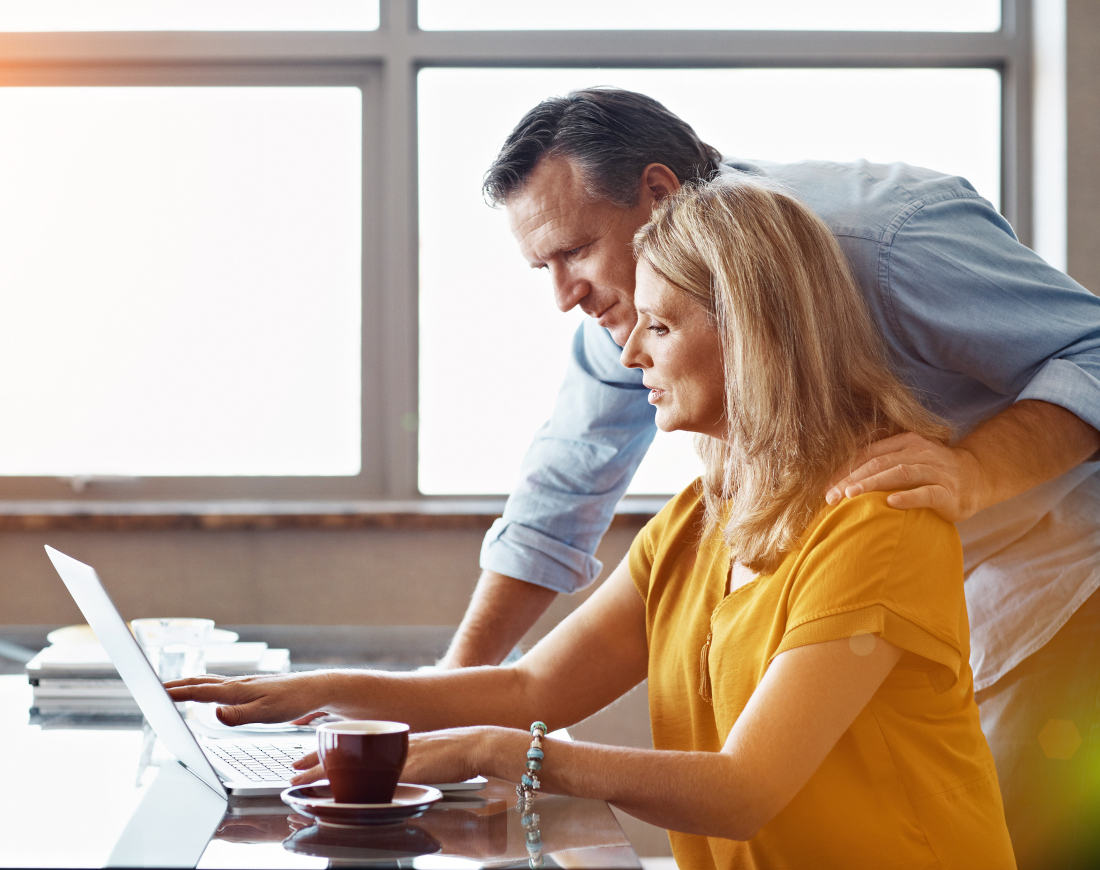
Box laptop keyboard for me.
[205,740,312,783]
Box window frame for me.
[0,0,1032,507]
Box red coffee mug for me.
[317,720,410,804]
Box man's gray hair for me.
[483,87,722,209]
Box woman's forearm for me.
[470,637,907,842]
[320,665,537,732]
[477,729,761,841]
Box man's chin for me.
[606,322,635,348]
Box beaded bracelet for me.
[517,721,547,869]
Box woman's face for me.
[621,259,727,439]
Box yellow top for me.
[629,484,1015,870]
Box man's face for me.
[506,157,659,346]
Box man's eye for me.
[564,245,585,258]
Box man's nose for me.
[551,267,588,313]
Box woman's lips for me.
[648,388,664,404]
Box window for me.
[418,0,1000,32]
[0,0,1030,505]
[0,1,380,31]
[0,87,362,478]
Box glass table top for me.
[0,675,640,869]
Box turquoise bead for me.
[526,758,541,771]
[531,721,548,735]
[527,747,544,760]
[521,773,534,788]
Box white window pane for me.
[420,0,999,32]
[0,1,378,31]
[418,68,1000,495]
[0,87,362,476]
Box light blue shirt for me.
[481,158,1100,690]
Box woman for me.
[169,179,1015,868]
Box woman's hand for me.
[403,727,499,786]
[164,671,343,726]
[289,726,507,788]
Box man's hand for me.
[825,433,983,522]
[165,671,341,726]
[824,401,1100,522]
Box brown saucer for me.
[281,782,443,827]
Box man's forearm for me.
[959,399,1100,515]
[439,570,558,668]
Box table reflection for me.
[200,778,637,869]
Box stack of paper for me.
[26,640,291,715]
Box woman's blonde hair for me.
[634,178,951,573]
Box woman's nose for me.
[620,323,646,369]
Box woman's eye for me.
[647,324,669,336]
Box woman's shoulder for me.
[787,491,965,624]
[774,492,970,693]
[643,477,708,540]
[629,479,711,592]
[812,490,958,554]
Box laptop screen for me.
[44,545,227,798]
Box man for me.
[439,88,1100,867]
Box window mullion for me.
[379,0,421,499]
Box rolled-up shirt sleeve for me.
[882,194,1100,435]
[480,318,656,593]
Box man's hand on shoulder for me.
[824,432,984,523]
[825,401,1100,524]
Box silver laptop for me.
[45,544,322,797]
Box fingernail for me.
[845,485,862,498]
[825,489,838,504]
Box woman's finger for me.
[290,712,329,726]
[293,751,320,770]
[166,682,245,704]
[163,674,228,689]
[290,763,325,785]
[215,704,255,727]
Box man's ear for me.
[639,163,682,206]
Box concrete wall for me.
[0,522,637,634]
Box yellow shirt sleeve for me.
[770,492,967,693]
[628,479,706,603]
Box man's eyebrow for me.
[531,235,586,263]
